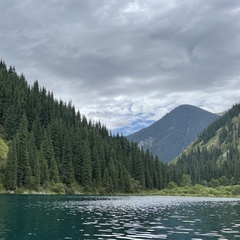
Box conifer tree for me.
[61,133,74,186]
[4,140,18,190]
[102,168,113,192]
[38,148,50,188]
[81,139,92,190]
[16,114,31,188]
[121,165,132,193]
[28,132,40,190]
[91,146,101,186]
[32,115,43,149]
[41,130,60,183]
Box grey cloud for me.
[1,0,240,134]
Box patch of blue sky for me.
[112,119,154,136]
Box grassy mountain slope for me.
[127,104,218,163]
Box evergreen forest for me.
[0,60,169,194]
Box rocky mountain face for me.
[127,104,219,163]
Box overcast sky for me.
[1,0,240,135]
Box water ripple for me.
[1,195,240,239]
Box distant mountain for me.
[127,104,219,163]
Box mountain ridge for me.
[127,104,219,162]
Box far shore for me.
[1,184,240,198]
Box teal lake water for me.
[0,195,240,239]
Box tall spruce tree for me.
[81,139,92,190]
[4,140,18,190]
[61,133,74,186]
[16,114,31,188]
[28,132,40,190]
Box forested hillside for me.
[0,60,170,193]
[171,103,240,187]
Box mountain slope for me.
[127,105,219,163]
[171,103,240,186]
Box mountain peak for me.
[127,105,218,163]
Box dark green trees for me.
[4,140,17,190]
[0,61,169,193]
[16,114,31,188]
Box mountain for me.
[171,103,240,186]
[127,104,219,163]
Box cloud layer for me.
[1,0,240,135]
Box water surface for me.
[0,195,240,239]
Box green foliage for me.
[16,114,31,188]
[0,138,8,161]
[158,184,240,197]
[4,140,17,190]
[180,174,192,187]
[232,185,240,196]
[48,182,65,194]
[0,137,8,183]
[167,181,177,189]
[61,135,74,186]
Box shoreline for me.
[1,190,240,198]
[1,183,240,198]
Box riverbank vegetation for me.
[156,183,240,197]
[2,183,240,198]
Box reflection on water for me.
[0,195,240,239]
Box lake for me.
[0,195,240,239]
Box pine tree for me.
[41,130,60,183]
[32,115,43,149]
[28,132,40,190]
[91,146,101,187]
[121,165,132,193]
[61,133,74,186]
[108,156,118,190]
[81,139,92,190]
[38,148,50,188]
[16,114,31,188]
[102,168,113,193]
[4,140,18,190]
[72,123,83,184]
